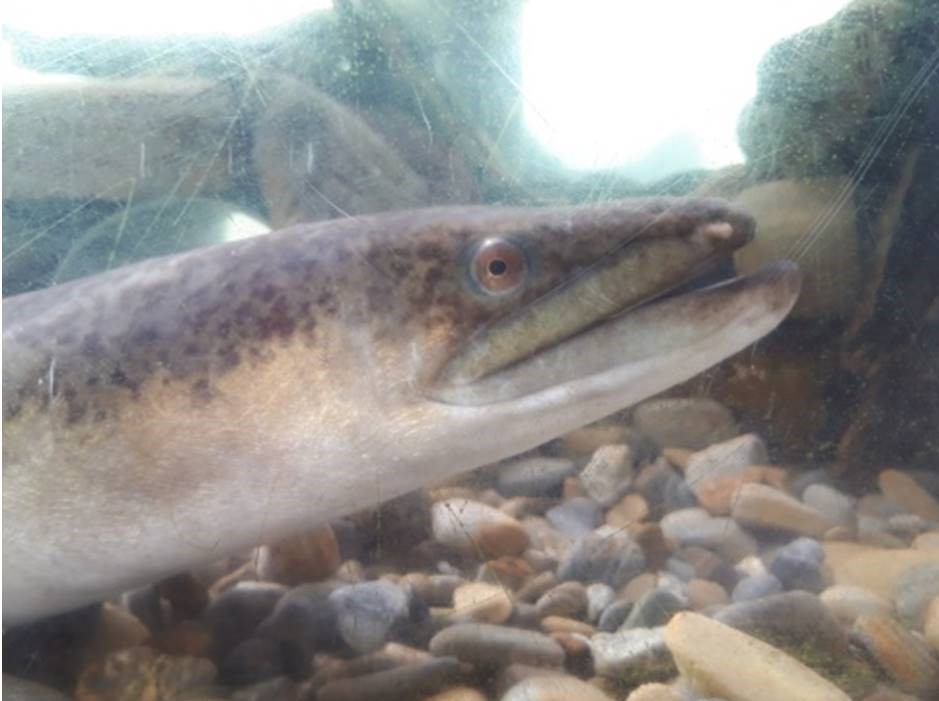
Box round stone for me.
[329,581,410,654]
[429,623,564,668]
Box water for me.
[3,1,938,698]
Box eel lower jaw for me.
[428,260,802,407]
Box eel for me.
[2,198,801,625]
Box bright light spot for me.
[521,0,851,178]
[224,212,271,242]
[4,0,331,38]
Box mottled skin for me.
[3,198,798,624]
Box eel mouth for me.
[430,218,801,406]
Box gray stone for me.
[586,583,616,623]
[219,637,285,685]
[684,433,768,488]
[556,530,646,589]
[317,656,464,701]
[429,623,564,668]
[545,497,603,537]
[580,444,635,507]
[659,508,757,562]
[732,574,783,602]
[632,397,737,450]
[588,627,676,683]
[716,591,848,655]
[598,599,633,632]
[802,484,856,528]
[256,583,342,677]
[768,537,826,593]
[206,582,287,658]
[895,563,939,630]
[497,457,576,497]
[621,588,687,629]
[329,581,410,654]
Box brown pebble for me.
[605,494,649,528]
[661,448,692,471]
[879,469,939,522]
[620,573,656,603]
[630,523,672,571]
[926,596,939,654]
[433,499,530,558]
[731,483,831,537]
[686,579,729,610]
[256,525,341,585]
[452,582,513,624]
[562,424,633,457]
[75,647,216,701]
[516,572,558,604]
[625,683,681,701]
[853,613,939,696]
[913,532,939,550]
[535,581,588,619]
[541,616,595,636]
[422,686,487,701]
[562,476,587,500]
[477,557,534,590]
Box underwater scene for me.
[2,0,939,699]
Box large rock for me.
[664,612,850,701]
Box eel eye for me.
[470,238,528,295]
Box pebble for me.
[683,433,768,486]
[632,397,737,450]
[878,469,939,522]
[768,537,827,592]
[429,623,564,668]
[501,673,614,701]
[586,583,616,623]
[150,620,214,658]
[659,508,757,562]
[75,647,217,701]
[589,627,675,683]
[205,582,287,658]
[731,483,831,537]
[329,581,410,654]
[476,557,532,590]
[820,585,893,625]
[853,613,939,697]
[2,677,73,701]
[451,582,512,624]
[822,542,939,598]
[425,687,487,701]
[255,583,342,674]
[686,579,729,610]
[596,600,631,632]
[316,656,463,701]
[562,423,640,458]
[255,525,341,585]
[624,683,682,701]
[925,596,939,653]
[664,612,851,701]
[432,499,530,558]
[556,530,646,589]
[497,457,576,497]
[540,616,595,636]
[691,465,765,516]
[580,444,635,507]
[679,546,737,590]
[219,637,284,685]
[535,581,588,619]
[893,563,939,630]
[605,494,649,528]
[230,676,295,701]
[621,588,686,629]
[732,573,782,602]
[913,531,939,550]
[545,498,603,537]
[715,591,848,654]
[802,484,857,527]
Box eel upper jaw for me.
[428,260,802,407]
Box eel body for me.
[2,198,801,625]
